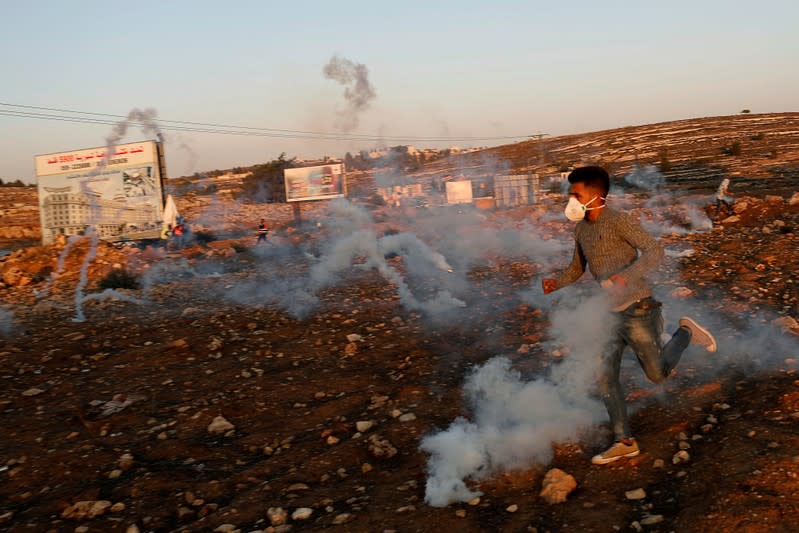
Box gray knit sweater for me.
[554,206,664,310]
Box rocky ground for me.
[1,183,798,533]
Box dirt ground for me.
[1,192,798,533]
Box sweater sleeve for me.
[554,229,587,289]
[613,212,664,283]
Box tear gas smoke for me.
[103,108,162,163]
[323,55,376,132]
[225,200,465,320]
[35,234,82,299]
[618,166,713,236]
[72,229,99,323]
[422,290,618,507]
[624,164,664,191]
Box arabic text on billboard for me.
[284,164,346,202]
[35,141,164,244]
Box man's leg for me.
[597,335,631,441]
[626,301,712,382]
[593,332,641,465]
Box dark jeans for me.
[598,298,690,440]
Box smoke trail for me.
[35,234,82,299]
[102,108,162,163]
[422,290,617,506]
[72,229,99,322]
[323,55,376,132]
[80,288,145,306]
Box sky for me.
[1,0,797,182]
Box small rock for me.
[287,483,309,492]
[207,415,235,435]
[678,441,691,450]
[171,338,188,349]
[22,387,45,397]
[332,513,354,525]
[108,469,122,479]
[119,453,135,471]
[62,500,112,519]
[788,192,799,206]
[361,463,373,473]
[721,215,741,224]
[356,420,376,432]
[455,509,467,518]
[517,344,531,354]
[291,508,313,521]
[670,286,693,299]
[652,459,665,469]
[125,525,140,533]
[267,507,288,526]
[344,342,358,355]
[625,488,646,500]
[640,515,664,526]
[368,434,398,458]
[506,504,519,513]
[346,334,363,343]
[773,316,799,334]
[110,502,125,512]
[468,497,481,506]
[765,194,784,204]
[539,468,577,504]
[672,450,691,464]
[398,413,416,423]
[214,525,239,533]
[396,505,415,513]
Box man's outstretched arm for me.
[543,241,586,293]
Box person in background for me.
[256,218,269,245]
[542,166,717,465]
[160,224,171,249]
[715,178,733,217]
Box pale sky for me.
[1,0,797,182]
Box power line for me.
[0,102,534,143]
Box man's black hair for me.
[568,166,610,197]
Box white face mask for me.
[564,195,605,221]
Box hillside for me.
[429,112,799,192]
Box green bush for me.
[98,268,140,290]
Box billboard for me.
[495,174,539,207]
[445,180,473,204]
[35,141,166,244]
[284,163,346,202]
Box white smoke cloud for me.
[422,290,618,507]
[323,55,376,132]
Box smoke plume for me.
[323,55,376,132]
[422,290,617,506]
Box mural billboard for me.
[445,180,473,204]
[35,140,166,244]
[284,163,346,202]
